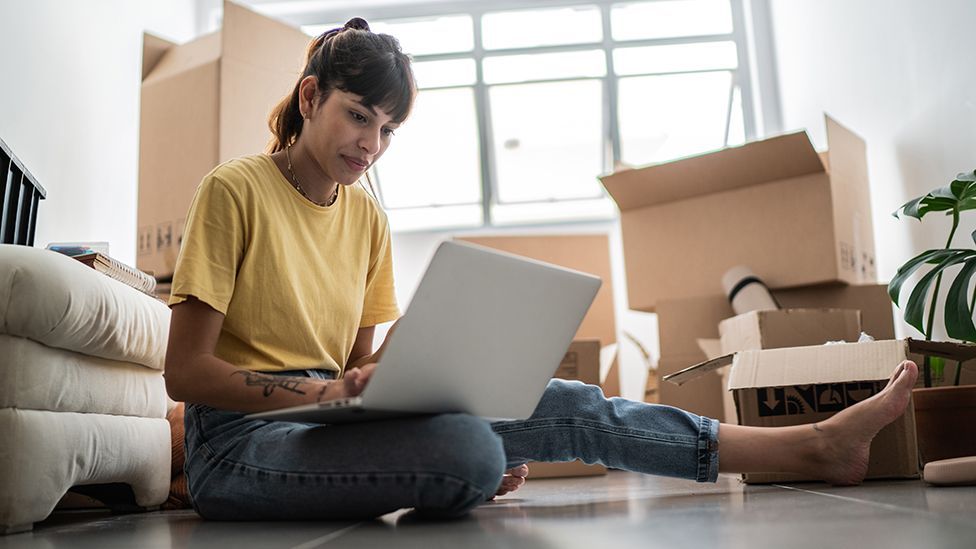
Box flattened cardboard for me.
[600,115,875,311]
[719,308,862,355]
[457,234,616,346]
[138,1,308,278]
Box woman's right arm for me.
[164,296,369,413]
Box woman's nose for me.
[359,129,381,155]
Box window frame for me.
[257,0,761,231]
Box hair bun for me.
[344,17,370,32]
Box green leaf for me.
[945,254,976,342]
[894,173,976,219]
[904,251,971,335]
[889,249,960,305]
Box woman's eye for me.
[351,111,367,123]
[383,128,396,137]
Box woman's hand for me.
[317,363,377,402]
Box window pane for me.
[483,50,606,85]
[482,6,602,50]
[613,42,737,75]
[413,59,477,89]
[611,0,732,41]
[490,80,604,203]
[371,15,474,55]
[618,71,732,166]
[374,88,481,209]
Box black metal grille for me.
[1,137,46,246]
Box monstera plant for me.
[889,169,976,387]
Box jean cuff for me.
[696,415,720,483]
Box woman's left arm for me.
[346,319,400,371]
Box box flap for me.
[728,339,907,390]
[906,338,976,361]
[663,355,734,386]
[221,0,309,69]
[142,33,175,81]
[599,131,823,211]
[142,32,221,85]
[218,0,309,160]
[719,308,862,354]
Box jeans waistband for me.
[267,369,338,381]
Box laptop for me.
[246,240,601,424]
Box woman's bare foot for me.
[492,464,529,498]
[804,360,918,485]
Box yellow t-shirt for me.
[169,154,400,374]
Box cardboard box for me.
[661,339,976,483]
[600,115,875,311]
[457,234,616,346]
[138,1,308,278]
[719,308,862,355]
[658,355,726,421]
[657,284,894,362]
[529,339,609,479]
[710,308,862,424]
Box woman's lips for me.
[343,155,367,172]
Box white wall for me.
[0,0,199,266]
[767,0,976,338]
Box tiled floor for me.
[3,472,974,549]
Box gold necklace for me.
[285,145,338,207]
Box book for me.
[72,252,157,297]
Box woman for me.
[164,18,918,521]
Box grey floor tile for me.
[3,472,974,549]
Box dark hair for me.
[266,17,416,153]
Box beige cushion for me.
[0,335,167,418]
[0,409,170,533]
[0,245,170,370]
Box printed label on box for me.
[755,381,882,417]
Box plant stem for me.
[921,209,961,387]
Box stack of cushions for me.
[0,245,172,534]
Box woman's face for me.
[300,80,400,186]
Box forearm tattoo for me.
[232,371,308,397]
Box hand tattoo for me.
[232,371,307,397]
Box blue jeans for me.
[183,372,719,521]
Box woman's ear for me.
[298,76,319,118]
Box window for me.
[296,0,756,231]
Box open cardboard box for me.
[138,1,308,278]
[600,115,875,312]
[654,284,893,423]
[703,307,863,424]
[664,339,975,483]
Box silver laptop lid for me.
[361,240,601,420]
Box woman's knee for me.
[420,414,506,499]
[533,378,606,417]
